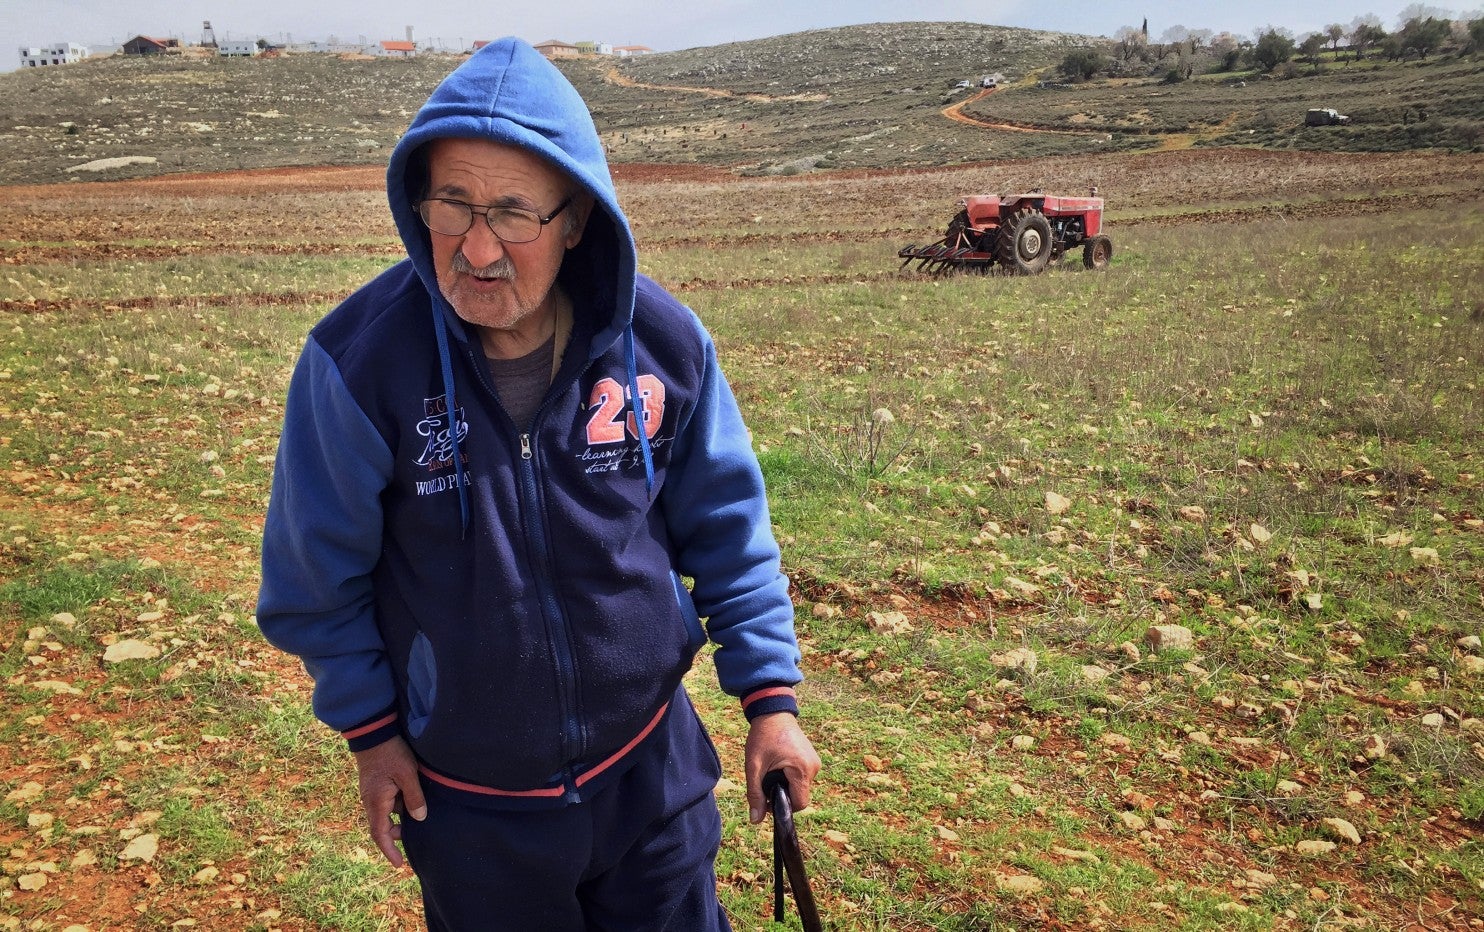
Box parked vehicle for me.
[1305,107,1352,126]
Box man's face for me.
[423,137,590,349]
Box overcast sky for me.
[4,0,1475,70]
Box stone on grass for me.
[994,873,1044,894]
[18,872,48,891]
[118,833,159,862]
[6,781,43,803]
[1145,624,1193,653]
[1296,840,1337,856]
[990,647,1037,675]
[1458,655,1484,676]
[866,611,913,636]
[103,640,160,663]
[1052,846,1101,865]
[1321,817,1361,844]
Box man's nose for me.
[459,219,507,268]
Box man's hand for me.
[744,712,821,823]
[352,736,427,868]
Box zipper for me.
[514,438,585,796]
[465,344,586,798]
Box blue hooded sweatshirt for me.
[256,38,801,807]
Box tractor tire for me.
[996,208,1053,275]
[1082,235,1113,270]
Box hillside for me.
[0,21,1478,185]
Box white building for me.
[218,40,259,57]
[17,42,89,67]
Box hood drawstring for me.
[624,325,655,500]
[432,305,471,538]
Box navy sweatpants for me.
[401,694,733,932]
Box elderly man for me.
[255,36,819,931]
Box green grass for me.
[1,169,1481,929]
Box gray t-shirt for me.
[486,334,555,430]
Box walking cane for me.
[762,770,824,932]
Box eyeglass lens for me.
[420,200,543,243]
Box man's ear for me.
[564,194,596,249]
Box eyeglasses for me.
[416,195,571,244]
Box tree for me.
[1396,4,1450,29]
[1299,32,1328,67]
[1469,17,1484,54]
[1160,25,1191,46]
[1252,28,1297,70]
[1210,32,1243,71]
[1351,22,1387,59]
[1059,48,1106,81]
[1325,23,1347,53]
[1114,25,1146,62]
[1398,16,1451,57]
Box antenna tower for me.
[202,21,218,47]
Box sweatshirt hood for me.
[386,37,637,353]
[384,38,651,533]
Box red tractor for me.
[899,190,1112,275]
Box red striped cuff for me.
[741,685,798,721]
[342,710,399,752]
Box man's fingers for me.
[399,772,428,822]
[746,782,766,824]
[785,765,813,812]
[373,813,409,872]
[353,737,423,863]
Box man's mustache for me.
[451,251,515,279]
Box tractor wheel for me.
[1082,235,1113,270]
[996,208,1054,275]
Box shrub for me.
[1252,28,1297,70]
[1059,49,1106,82]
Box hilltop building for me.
[122,36,179,55]
[613,45,654,57]
[379,26,418,58]
[218,40,259,57]
[17,42,88,67]
[533,39,579,59]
